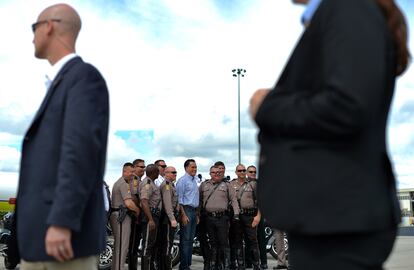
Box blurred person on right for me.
[249,0,410,269]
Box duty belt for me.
[240,208,257,216]
[150,208,161,217]
[206,211,227,218]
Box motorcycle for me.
[0,212,19,270]
[263,225,289,260]
[98,224,114,270]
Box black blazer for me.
[255,0,400,234]
[16,57,110,260]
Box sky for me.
[0,0,413,192]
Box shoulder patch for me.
[145,183,150,189]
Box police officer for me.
[139,164,162,270]
[196,161,226,270]
[245,165,268,269]
[200,165,240,270]
[229,164,261,270]
[128,158,145,270]
[110,163,141,270]
[157,166,180,270]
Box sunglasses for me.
[31,19,61,33]
[248,171,257,174]
[135,165,145,169]
[237,169,247,173]
[159,165,167,168]
[167,171,177,174]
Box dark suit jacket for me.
[16,56,110,260]
[255,0,400,234]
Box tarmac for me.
[1,234,413,269]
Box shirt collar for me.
[185,172,195,180]
[45,53,77,89]
[301,0,322,26]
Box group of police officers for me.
[107,158,287,270]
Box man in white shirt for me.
[154,159,167,187]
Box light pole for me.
[232,68,246,165]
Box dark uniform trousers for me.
[233,214,260,270]
[129,215,142,270]
[197,213,211,270]
[141,213,160,270]
[229,218,237,269]
[205,214,231,270]
[157,215,177,270]
[245,217,267,268]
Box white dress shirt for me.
[45,53,77,90]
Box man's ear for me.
[45,20,54,36]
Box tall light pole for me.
[232,68,246,165]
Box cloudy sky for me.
[0,0,413,192]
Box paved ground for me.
[1,236,413,269]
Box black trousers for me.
[288,228,396,270]
[141,215,159,258]
[233,215,259,249]
[206,215,230,265]
[245,217,267,266]
[157,220,177,270]
[129,216,142,270]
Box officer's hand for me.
[233,214,240,222]
[148,220,156,231]
[181,214,189,226]
[251,216,260,228]
[171,219,178,228]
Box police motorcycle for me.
[98,223,114,270]
[263,220,289,260]
[0,212,19,269]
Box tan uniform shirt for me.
[139,177,162,210]
[111,177,132,208]
[200,179,240,214]
[229,179,257,209]
[160,180,179,221]
[129,176,141,206]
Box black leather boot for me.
[165,254,172,270]
[223,248,232,270]
[229,248,237,269]
[141,256,151,270]
[209,248,218,270]
[236,248,245,270]
[204,260,211,270]
[251,248,260,270]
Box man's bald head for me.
[34,4,81,64]
[39,4,81,41]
